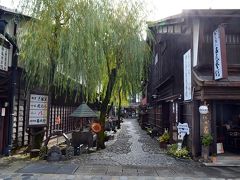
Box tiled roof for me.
[70,102,98,118]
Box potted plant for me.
[201,133,213,161]
[158,131,170,149]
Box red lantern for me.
[91,123,101,133]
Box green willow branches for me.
[18,0,150,102]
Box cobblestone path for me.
[1,118,240,179]
[71,118,200,167]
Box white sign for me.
[29,94,48,126]
[217,143,224,154]
[213,28,223,80]
[0,45,9,71]
[183,50,192,101]
[177,123,190,140]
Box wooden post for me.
[200,101,211,161]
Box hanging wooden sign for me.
[213,25,228,80]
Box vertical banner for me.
[0,45,9,71]
[213,25,228,80]
[28,94,49,126]
[183,49,192,101]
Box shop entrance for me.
[216,102,240,154]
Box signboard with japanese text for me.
[28,94,49,126]
[213,26,228,80]
[177,123,190,140]
[183,49,192,101]
[0,45,9,71]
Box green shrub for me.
[167,144,190,159]
[174,148,189,158]
[159,132,170,143]
[201,133,213,147]
[167,143,177,155]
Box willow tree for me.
[18,0,150,148]
[95,1,150,148]
[18,0,104,150]
[18,0,104,95]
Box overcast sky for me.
[0,0,240,21]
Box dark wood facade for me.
[147,9,240,157]
[147,28,191,141]
[0,66,81,154]
[0,70,10,154]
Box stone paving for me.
[1,118,240,179]
[71,118,199,168]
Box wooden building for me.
[147,9,240,157]
[0,6,22,155]
[0,7,82,155]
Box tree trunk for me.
[117,87,122,129]
[98,68,117,149]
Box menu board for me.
[28,94,48,126]
[0,45,9,71]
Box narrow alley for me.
[1,118,240,179]
[72,118,197,167]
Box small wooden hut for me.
[70,102,98,131]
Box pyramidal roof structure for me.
[70,102,98,118]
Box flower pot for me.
[202,146,209,161]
